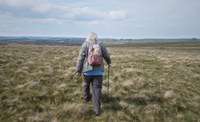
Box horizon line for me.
[0,35,199,40]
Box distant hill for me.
[0,36,85,43]
[0,36,199,45]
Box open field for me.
[0,42,200,121]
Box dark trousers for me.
[84,75,102,113]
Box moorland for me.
[0,41,200,121]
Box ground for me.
[0,42,200,121]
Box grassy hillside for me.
[0,42,200,121]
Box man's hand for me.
[76,73,81,76]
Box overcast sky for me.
[0,0,200,38]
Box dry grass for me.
[0,42,200,121]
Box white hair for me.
[85,32,100,44]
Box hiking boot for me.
[95,110,100,116]
[85,95,91,102]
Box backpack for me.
[87,43,102,66]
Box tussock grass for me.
[1,42,200,121]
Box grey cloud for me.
[0,0,128,23]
